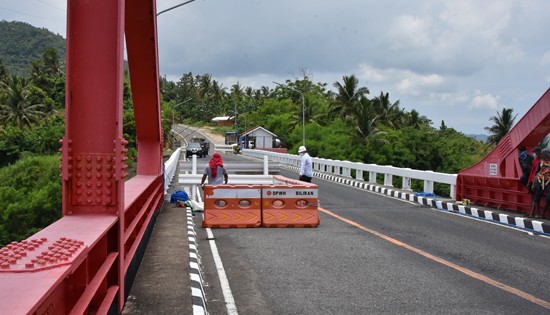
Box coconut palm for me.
[198,74,213,100]
[372,92,403,129]
[230,82,244,101]
[350,97,386,146]
[260,86,271,98]
[0,75,45,128]
[210,80,227,104]
[484,108,517,145]
[330,75,369,119]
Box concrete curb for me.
[187,209,208,315]
[286,165,550,236]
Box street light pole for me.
[273,81,305,146]
[234,103,238,132]
[172,97,192,134]
[157,0,196,16]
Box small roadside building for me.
[211,116,235,127]
[240,126,277,149]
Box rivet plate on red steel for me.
[0,237,86,273]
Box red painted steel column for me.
[61,0,127,311]
[125,0,164,176]
[62,0,127,215]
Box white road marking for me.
[206,228,238,315]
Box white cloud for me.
[541,51,550,66]
[357,64,445,96]
[387,15,432,50]
[396,73,445,96]
[470,93,500,110]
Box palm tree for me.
[29,48,63,81]
[198,74,213,100]
[484,108,517,145]
[330,75,369,119]
[372,91,403,129]
[350,97,386,146]
[260,86,271,98]
[230,82,244,100]
[0,75,45,128]
[41,48,63,78]
[210,80,227,104]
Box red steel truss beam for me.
[125,0,164,176]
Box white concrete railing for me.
[164,148,182,194]
[243,149,458,198]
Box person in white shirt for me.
[298,145,313,182]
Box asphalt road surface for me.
[193,163,550,315]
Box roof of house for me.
[240,126,277,137]
[211,116,234,122]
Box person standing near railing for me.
[200,152,228,188]
[528,149,550,218]
[298,145,313,183]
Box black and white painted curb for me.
[187,209,208,315]
[286,165,550,236]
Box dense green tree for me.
[32,113,65,155]
[0,155,62,247]
[433,127,487,173]
[0,113,64,167]
[485,108,516,145]
[160,75,178,103]
[405,109,431,129]
[0,125,33,167]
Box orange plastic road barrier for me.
[261,176,320,228]
[203,185,262,228]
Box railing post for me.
[424,180,434,194]
[450,184,456,199]
[384,173,393,187]
[356,169,364,181]
[369,171,377,184]
[263,155,269,175]
[343,166,351,178]
[402,177,411,191]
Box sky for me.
[1,0,550,135]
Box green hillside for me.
[0,20,65,77]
